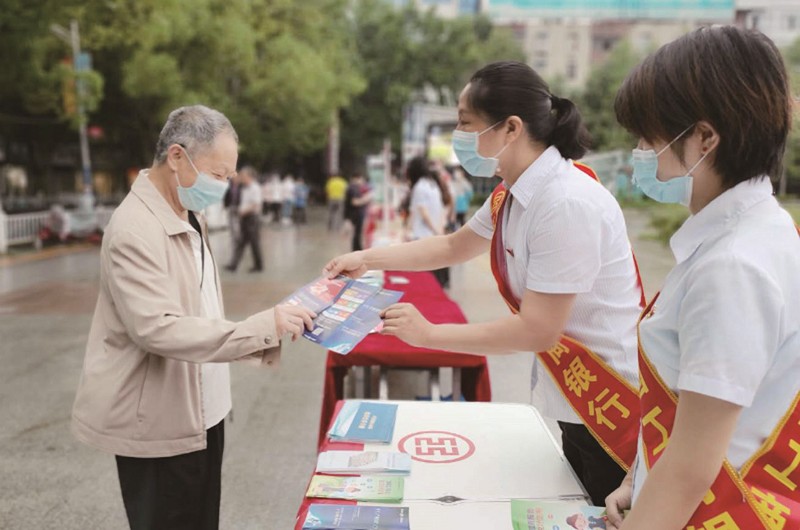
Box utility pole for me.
[51,20,93,195]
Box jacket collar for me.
[670,177,774,264]
[131,169,192,236]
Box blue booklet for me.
[329,401,398,444]
[283,275,402,355]
[302,504,410,530]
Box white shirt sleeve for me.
[466,195,493,240]
[525,198,603,293]
[676,255,782,407]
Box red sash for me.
[488,162,643,469]
[639,294,800,529]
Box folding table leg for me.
[452,367,462,401]
[379,366,389,400]
[430,369,441,401]
[362,366,372,399]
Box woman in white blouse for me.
[324,61,644,505]
[605,26,800,529]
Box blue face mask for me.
[631,125,708,207]
[452,121,509,178]
[175,147,229,212]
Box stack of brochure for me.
[306,476,404,503]
[511,500,608,530]
[316,450,412,475]
[301,504,410,530]
[328,401,398,444]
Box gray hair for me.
[153,105,238,165]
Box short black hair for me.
[466,61,591,160]
[615,26,792,188]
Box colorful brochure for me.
[511,500,609,530]
[283,275,402,355]
[301,504,410,530]
[306,476,404,503]
[316,450,412,475]
[328,401,398,443]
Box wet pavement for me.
[0,205,672,529]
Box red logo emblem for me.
[397,430,476,464]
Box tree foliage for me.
[340,0,526,168]
[576,40,641,153]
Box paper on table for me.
[316,450,412,475]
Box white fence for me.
[0,206,115,254]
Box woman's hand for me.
[380,303,433,347]
[605,476,633,530]
[323,251,368,279]
[274,304,316,342]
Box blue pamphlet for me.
[283,275,403,355]
[302,504,410,530]
[329,401,398,443]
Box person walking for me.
[294,176,310,224]
[324,61,644,505]
[325,173,348,231]
[280,174,296,225]
[223,171,241,243]
[226,166,264,273]
[604,26,800,530]
[345,173,372,251]
[71,105,316,530]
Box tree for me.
[80,0,364,169]
[339,0,525,170]
[577,40,641,153]
[781,36,800,196]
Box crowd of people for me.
[69,25,799,530]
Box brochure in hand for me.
[283,275,402,355]
[511,500,609,530]
[328,401,398,443]
[316,450,412,475]
[306,476,404,503]
[301,504,410,530]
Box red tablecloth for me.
[318,271,492,448]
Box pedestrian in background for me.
[71,105,316,530]
[452,168,474,228]
[223,171,241,243]
[325,173,348,231]
[294,176,309,224]
[281,174,296,225]
[226,166,264,273]
[345,172,373,251]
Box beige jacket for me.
[72,171,280,458]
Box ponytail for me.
[548,95,591,160]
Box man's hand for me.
[605,475,633,530]
[380,303,433,348]
[323,251,368,279]
[274,304,316,342]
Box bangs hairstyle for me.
[614,26,792,187]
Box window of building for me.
[788,16,797,30]
[567,62,577,80]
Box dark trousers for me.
[351,213,365,251]
[558,421,626,506]
[229,213,263,271]
[116,421,225,530]
[432,267,450,289]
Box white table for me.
[321,401,587,502]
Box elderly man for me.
[71,105,315,530]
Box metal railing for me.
[0,206,115,254]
